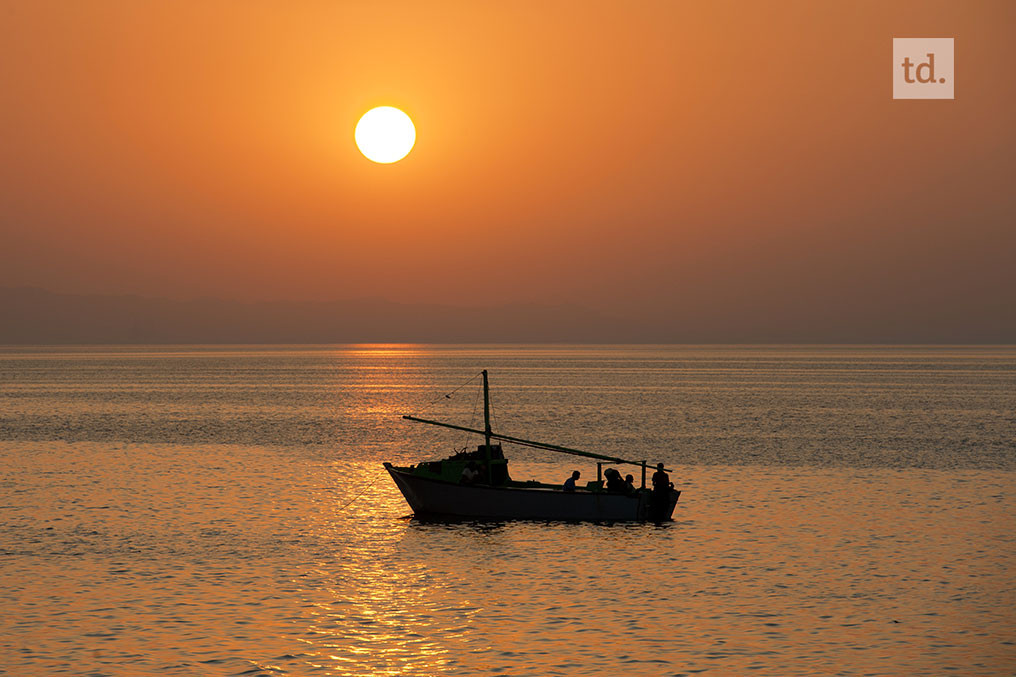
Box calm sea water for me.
[1,345,1013,676]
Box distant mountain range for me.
[1,287,1012,344]
[0,287,638,344]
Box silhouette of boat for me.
[385,371,680,521]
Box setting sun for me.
[354,106,416,164]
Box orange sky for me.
[1,1,1013,337]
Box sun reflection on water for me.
[345,343,429,359]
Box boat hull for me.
[385,463,679,521]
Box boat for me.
[384,370,681,521]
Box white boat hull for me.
[385,463,679,521]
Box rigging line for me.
[489,389,499,440]
[412,372,482,417]
[466,379,481,449]
[335,467,387,512]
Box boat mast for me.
[482,369,492,483]
[482,369,492,449]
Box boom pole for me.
[402,414,671,473]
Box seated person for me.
[605,468,627,492]
[562,470,581,492]
[624,474,636,493]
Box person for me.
[562,470,580,492]
[651,462,672,519]
[624,474,636,493]
[605,468,626,492]
[461,461,480,485]
[652,463,670,491]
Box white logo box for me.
[893,38,954,100]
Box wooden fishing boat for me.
[385,371,680,521]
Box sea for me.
[0,345,1013,676]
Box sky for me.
[1,1,1013,340]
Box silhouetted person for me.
[651,463,672,519]
[624,474,636,493]
[652,463,671,491]
[605,468,626,492]
[563,470,580,492]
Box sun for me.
[354,107,416,164]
